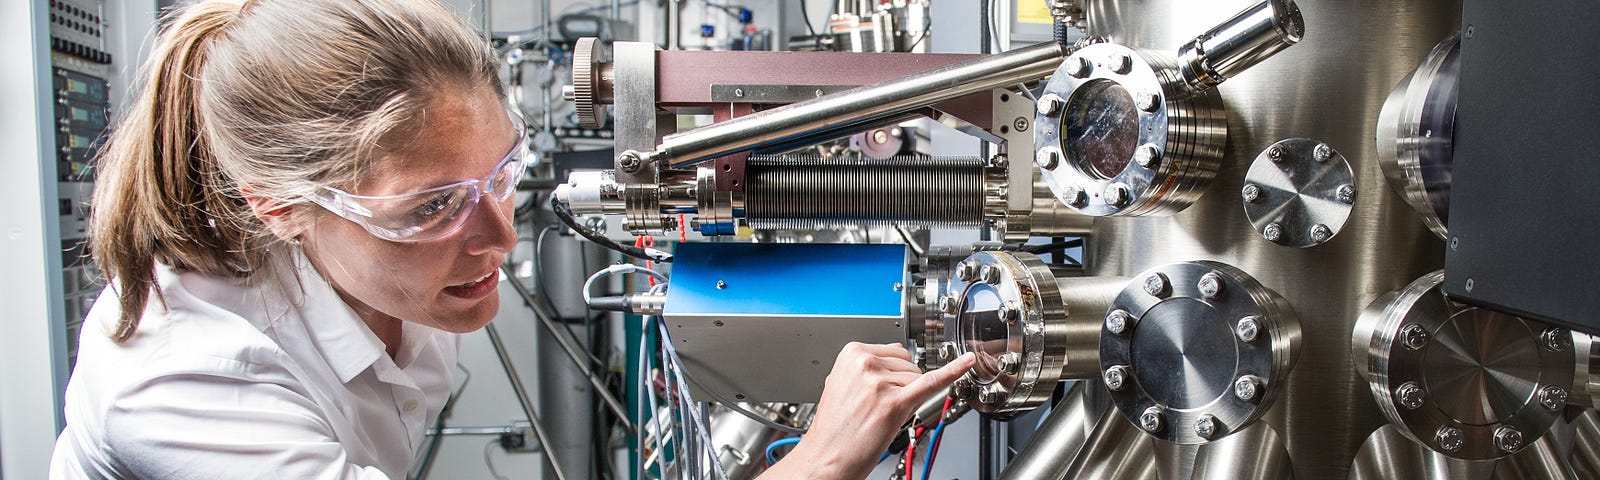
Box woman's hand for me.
[762,342,975,479]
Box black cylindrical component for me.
[743,156,987,230]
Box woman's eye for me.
[412,191,457,218]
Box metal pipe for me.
[1061,406,1158,479]
[1572,410,1600,479]
[1054,275,1128,379]
[998,382,1097,480]
[642,41,1069,169]
[1176,0,1304,92]
[500,265,637,434]
[1496,434,1580,480]
[1192,422,1293,480]
[484,322,569,480]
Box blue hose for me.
[765,436,803,466]
[921,421,948,480]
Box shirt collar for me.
[274,248,388,384]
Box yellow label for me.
[1017,0,1054,25]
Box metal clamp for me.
[943,251,1068,417]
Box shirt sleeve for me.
[105,371,389,480]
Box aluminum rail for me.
[500,265,637,435]
[636,41,1069,169]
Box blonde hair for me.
[89,0,502,342]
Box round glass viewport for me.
[1064,80,1142,180]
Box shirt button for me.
[403,400,419,412]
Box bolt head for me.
[1336,184,1356,204]
[1104,184,1131,207]
[1542,328,1571,352]
[1194,414,1219,439]
[1235,316,1262,343]
[998,303,1022,324]
[1401,323,1431,350]
[1108,53,1133,74]
[1436,426,1464,452]
[951,377,976,399]
[1495,426,1524,452]
[1104,365,1131,391]
[1309,224,1334,243]
[1063,185,1089,208]
[978,385,1007,404]
[1066,56,1092,78]
[998,353,1021,374]
[939,342,959,361]
[1106,309,1132,335]
[979,264,1002,284]
[1134,144,1162,169]
[1036,149,1061,170]
[873,130,889,144]
[1198,272,1224,299]
[957,261,979,282]
[939,294,961,314]
[1139,407,1165,432]
[1313,143,1333,162]
[1267,146,1284,161]
[619,152,644,172]
[1233,375,1263,402]
[1142,273,1169,297]
[1241,184,1262,203]
[1396,382,1426,410]
[1262,223,1284,242]
[1539,384,1569,411]
[1135,90,1160,111]
[716,280,728,289]
[1037,95,1065,116]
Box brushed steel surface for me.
[1241,138,1357,247]
[1492,432,1580,480]
[1055,275,1129,379]
[1374,33,1458,241]
[1081,0,1457,476]
[1570,410,1600,480]
[1061,405,1160,479]
[997,382,1102,480]
[1192,421,1294,479]
[1348,424,1495,480]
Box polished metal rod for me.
[500,265,637,434]
[484,322,569,480]
[1176,0,1304,91]
[998,382,1097,480]
[647,41,1069,169]
[1063,406,1158,479]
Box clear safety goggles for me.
[309,110,530,243]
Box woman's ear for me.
[240,185,303,243]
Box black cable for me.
[1017,238,1083,254]
[550,196,671,262]
[903,5,932,52]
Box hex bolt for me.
[1435,426,1464,452]
[1395,381,1426,410]
[1104,184,1131,207]
[951,377,976,399]
[998,303,1022,324]
[1401,323,1431,350]
[618,151,644,172]
[1139,407,1165,433]
[939,294,961,315]
[1194,414,1219,440]
[1037,94,1065,116]
[1064,185,1089,208]
[1241,184,1262,203]
[1309,224,1334,243]
[1036,149,1061,170]
[1336,184,1357,204]
[1236,316,1262,343]
[978,385,1007,404]
[1313,143,1333,162]
[1108,53,1133,74]
[1142,273,1169,297]
[733,87,745,97]
[939,341,959,362]
[1234,375,1264,403]
[1065,56,1092,78]
[716,280,728,289]
[1198,272,1224,299]
[957,261,979,282]
[1267,146,1284,162]
[1542,328,1571,352]
[1135,90,1160,112]
[873,130,889,144]
[979,264,1002,285]
[1262,223,1284,242]
[1495,426,1524,452]
[1134,145,1162,169]
[1106,309,1132,335]
[1539,384,1569,411]
[1104,365,1131,391]
[998,352,1021,375]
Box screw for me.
[978,385,1007,404]
[1309,224,1334,243]
[814,89,824,97]
[1465,278,1475,292]
[1134,145,1162,169]
[1436,426,1464,452]
[951,377,976,399]
[1198,272,1224,299]
[1037,95,1065,116]
[1139,407,1165,433]
[713,320,725,327]
[1236,316,1262,343]
[1143,273,1169,297]
[939,342,959,361]
[1036,149,1061,170]
[1539,384,1569,411]
[1495,426,1524,452]
[733,87,745,97]
[1262,222,1283,242]
[1108,53,1133,74]
[957,261,979,282]
[1465,25,1474,39]
[1401,323,1430,350]
[1336,184,1356,204]
[939,294,961,314]
[1234,375,1263,403]
[618,151,644,172]
[1106,309,1132,335]
[1194,414,1219,439]
[1065,56,1092,77]
[1449,236,1459,250]
[893,282,904,291]
[979,264,1001,284]
[998,303,1021,324]
[1013,117,1030,132]
[1543,328,1571,352]
[873,130,889,144]
[1395,382,1426,410]
[1241,184,1262,203]
[1063,185,1089,208]
[1267,146,1284,162]
[716,280,727,289]
[1104,365,1131,391]
[1313,143,1333,162]
[1105,184,1131,207]
[998,353,1021,374]
[1135,90,1160,111]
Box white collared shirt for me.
[49,251,459,479]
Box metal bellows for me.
[742,155,995,230]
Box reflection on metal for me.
[1101,261,1300,445]
[943,251,1068,417]
[1242,138,1357,247]
[743,156,995,230]
[1348,424,1495,480]
[1376,33,1460,241]
[1494,432,1580,480]
[712,404,810,480]
[1061,406,1159,479]
[997,382,1102,480]
[1571,410,1600,479]
[1192,422,1294,479]
[1353,270,1574,460]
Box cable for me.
[764,436,803,466]
[921,397,954,480]
[797,0,823,49]
[582,263,667,306]
[552,196,673,262]
[483,439,512,480]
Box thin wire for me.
[484,439,512,480]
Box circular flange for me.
[1033,43,1226,217]
[1242,138,1357,247]
[1100,261,1300,445]
[572,37,608,129]
[1376,33,1459,241]
[1354,270,1574,460]
[943,251,1068,417]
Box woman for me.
[49,0,975,478]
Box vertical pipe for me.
[485,323,570,480]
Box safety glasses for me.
[309,109,530,243]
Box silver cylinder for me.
[652,41,1069,169]
[1083,0,1456,476]
[711,404,793,480]
[1030,177,1095,236]
[1571,410,1600,479]
[1492,433,1580,480]
[1192,422,1293,480]
[1054,275,1128,379]
[1176,0,1305,92]
[997,382,1098,480]
[1061,405,1159,479]
[743,156,988,230]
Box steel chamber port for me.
[1376,33,1461,241]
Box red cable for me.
[924,397,955,476]
[678,214,688,243]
